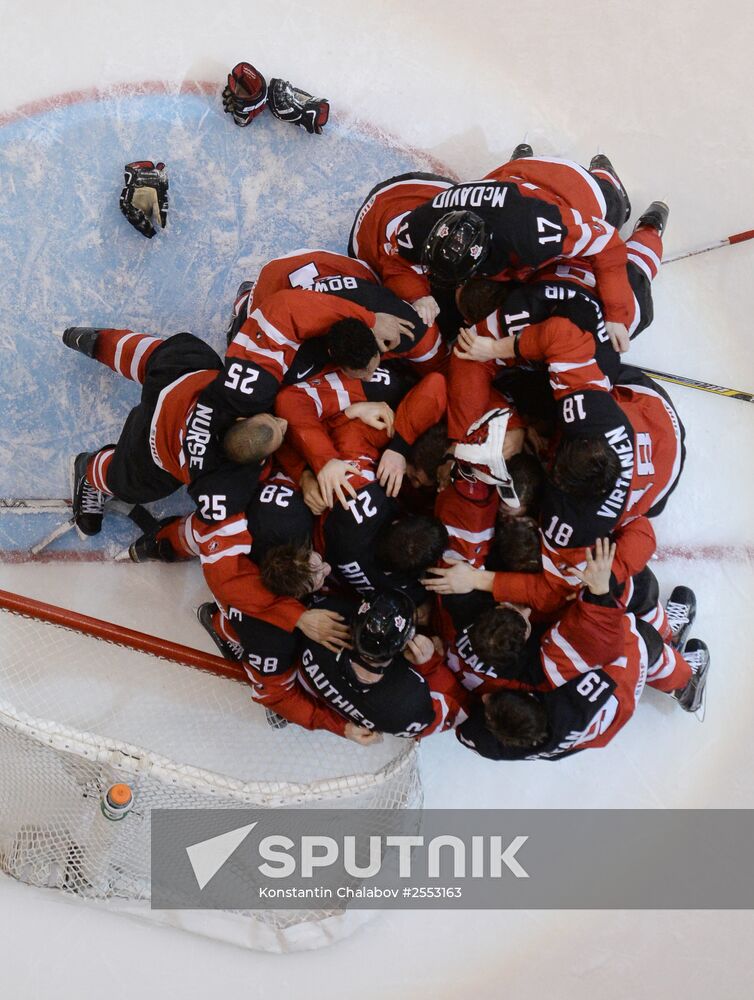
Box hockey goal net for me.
[0,589,422,952]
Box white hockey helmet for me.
[454,408,520,508]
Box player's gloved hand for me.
[316,458,360,509]
[267,77,329,134]
[377,448,406,498]
[221,62,268,126]
[119,161,169,239]
[296,608,351,653]
[300,469,328,516]
[403,634,436,666]
[372,312,415,352]
[605,321,630,353]
[411,296,440,327]
[344,722,383,746]
[345,401,395,435]
[572,537,616,595]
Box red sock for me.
[647,644,692,693]
[86,448,115,495]
[626,227,663,282]
[94,329,162,383]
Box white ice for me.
[1,1,754,997]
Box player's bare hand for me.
[344,722,383,745]
[436,456,454,493]
[525,424,550,458]
[572,537,616,595]
[300,469,328,515]
[503,426,525,460]
[377,448,406,497]
[605,321,630,354]
[454,327,514,363]
[317,459,360,509]
[373,312,415,351]
[345,400,395,435]
[421,563,478,595]
[296,609,351,653]
[404,634,436,666]
[411,295,440,327]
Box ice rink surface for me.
[1,0,754,996]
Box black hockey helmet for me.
[421,211,490,285]
[351,590,417,674]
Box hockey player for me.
[297,590,469,737]
[230,247,446,373]
[389,155,637,354]
[348,171,462,357]
[446,202,668,440]
[275,367,446,507]
[139,469,355,666]
[221,281,415,418]
[456,539,711,762]
[62,327,285,537]
[423,367,686,629]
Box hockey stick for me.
[24,500,159,556]
[662,228,754,264]
[0,498,72,513]
[640,366,754,404]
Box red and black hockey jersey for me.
[391,158,633,325]
[456,596,648,760]
[296,596,469,737]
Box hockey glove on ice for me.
[119,161,169,239]
[222,62,268,126]
[268,77,329,134]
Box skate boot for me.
[196,603,245,662]
[673,639,711,714]
[634,200,669,237]
[265,707,290,730]
[510,142,533,161]
[665,585,696,649]
[62,327,101,357]
[226,280,255,346]
[71,452,107,538]
[589,153,631,226]
[128,517,183,563]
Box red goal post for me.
[0,587,246,683]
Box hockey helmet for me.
[351,590,417,673]
[454,408,520,508]
[421,211,490,285]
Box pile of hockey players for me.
[63,69,710,762]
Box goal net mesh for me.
[0,600,422,952]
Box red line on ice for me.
[1,545,752,565]
[0,81,459,180]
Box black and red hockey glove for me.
[119,161,169,239]
[222,62,268,126]
[267,77,329,135]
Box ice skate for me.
[674,639,711,714]
[70,452,107,538]
[634,200,670,237]
[589,153,631,225]
[196,603,244,662]
[510,142,533,160]
[665,585,696,649]
[62,327,100,358]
